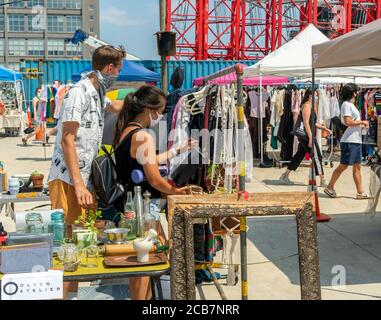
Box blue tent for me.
[0,65,23,82]
[72,60,160,83]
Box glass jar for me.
[25,212,44,234]
[48,211,66,246]
[58,243,82,272]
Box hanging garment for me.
[277,88,294,162]
[248,90,269,118]
[54,85,70,120]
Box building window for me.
[47,0,65,9]
[8,15,25,32]
[48,15,64,32]
[0,39,4,57]
[8,39,26,56]
[0,14,4,32]
[7,63,21,72]
[66,42,82,56]
[66,16,82,32]
[48,39,64,56]
[66,0,82,9]
[89,27,94,33]
[89,4,94,11]
[27,39,44,56]
[89,15,94,21]
[27,0,44,7]
[9,1,26,8]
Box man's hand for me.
[308,139,313,148]
[362,120,369,129]
[74,183,94,209]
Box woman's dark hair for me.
[341,83,359,102]
[301,88,313,106]
[113,85,166,148]
[34,87,41,96]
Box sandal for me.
[356,193,371,200]
[324,188,338,198]
[22,137,27,146]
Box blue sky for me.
[100,0,160,60]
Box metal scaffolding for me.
[166,0,381,60]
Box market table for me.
[368,163,381,215]
[0,256,170,300]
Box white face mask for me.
[149,111,164,128]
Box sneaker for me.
[320,178,328,188]
[279,174,294,185]
[324,188,337,198]
[356,193,371,200]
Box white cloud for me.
[100,8,145,27]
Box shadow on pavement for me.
[246,213,381,287]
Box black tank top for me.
[115,127,161,198]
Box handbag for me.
[291,111,309,142]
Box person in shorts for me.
[324,83,370,199]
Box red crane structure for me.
[166,0,381,60]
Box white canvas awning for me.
[295,77,381,86]
[244,24,381,78]
[312,18,381,69]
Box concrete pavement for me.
[1,134,380,300]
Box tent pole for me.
[311,68,316,190]
[259,72,264,165]
[236,64,248,301]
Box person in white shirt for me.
[324,83,370,199]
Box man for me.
[48,45,124,298]
[48,45,124,232]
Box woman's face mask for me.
[149,110,164,128]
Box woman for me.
[22,87,41,145]
[324,83,370,199]
[113,85,195,300]
[279,89,332,186]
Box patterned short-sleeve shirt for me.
[48,77,111,190]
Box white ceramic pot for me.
[133,238,154,263]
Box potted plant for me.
[73,210,103,246]
[30,171,44,189]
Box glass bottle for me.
[48,211,66,247]
[143,191,156,236]
[133,186,144,238]
[25,212,44,234]
[119,192,137,240]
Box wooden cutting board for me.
[103,252,168,267]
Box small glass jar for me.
[48,211,66,246]
[25,212,44,234]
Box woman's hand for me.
[362,120,369,129]
[325,128,332,136]
[178,139,199,154]
[308,138,313,148]
[174,186,189,195]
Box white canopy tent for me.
[243,23,381,164]
[312,18,381,69]
[244,24,381,78]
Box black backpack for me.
[91,145,125,212]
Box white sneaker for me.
[279,174,294,185]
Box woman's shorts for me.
[340,142,362,165]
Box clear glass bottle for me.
[133,186,144,238]
[25,212,44,234]
[119,192,137,240]
[48,211,66,246]
[143,191,156,236]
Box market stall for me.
[311,18,381,216]
[0,65,26,136]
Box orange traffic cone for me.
[308,163,331,223]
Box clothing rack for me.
[203,64,248,301]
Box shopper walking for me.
[324,83,370,199]
[21,87,42,145]
[47,45,125,298]
[279,89,332,186]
